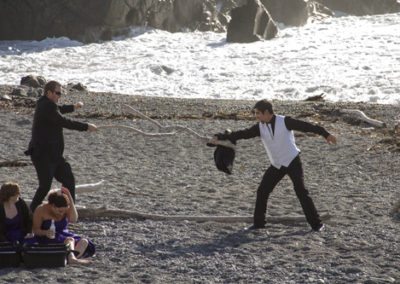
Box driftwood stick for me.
[123,104,164,128]
[340,109,386,128]
[0,159,30,167]
[97,125,176,136]
[45,181,105,196]
[123,104,236,150]
[75,180,105,193]
[77,206,332,224]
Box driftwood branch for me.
[75,180,105,193]
[0,159,30,167]
[76,206,332,224]
[97,125,176,136]
[123,104,236,150]
[340,109,386,128]
[26,200,332,224]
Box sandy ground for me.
[0,88,399,283]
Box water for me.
[0,13,399,104]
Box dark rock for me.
[315,0,400,16]
[227,0,278,43]
[305,93,325,101]
[69,83,88,92]
[20,75,46,88]
[161,66,175,75]
[0,0,229,43]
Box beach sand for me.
[0,87,399,283]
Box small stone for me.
[11,87,27,97]
[1,94,12,101]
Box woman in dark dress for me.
[32,187,95,265]
[0,182,33,243]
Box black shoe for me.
[312,224,325,232]
[245,224,266,231]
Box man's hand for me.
[326,134,337,145]
[209,136,219,145]
[74,102,84,109]
[87,123,97,132]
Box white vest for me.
[259,115,300,169]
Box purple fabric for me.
[34,217,95,258]
[4,213,24,243]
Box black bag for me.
[0,242,21,268]
[21,243,69,268]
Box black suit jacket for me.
[0,198,32,242]
[26,96,88,161]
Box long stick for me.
[97,125,176,136]
[76,206,333,224]
[123,104,236,150]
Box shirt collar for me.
[262,115,276,125]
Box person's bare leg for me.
[75,238,89,259]
[65,237,91,265]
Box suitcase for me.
[0,242,21,268]
[21,243,69,268]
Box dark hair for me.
[44,80,61,96]
[253,99,274,114]
[48,191,68,208]
[0,182,20,202]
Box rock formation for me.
[226,0,278,43]
[0,0,227,42]
[0,0,397,43]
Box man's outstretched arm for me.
[285,116,337,144]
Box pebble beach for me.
[0,86,399,283]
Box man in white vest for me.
[211,99,337,231]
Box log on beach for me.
[76,206,332,224]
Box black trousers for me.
[30,155,75,212]
[253,155,322,230]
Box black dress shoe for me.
[312,224,325,232]
[245,224,266,230]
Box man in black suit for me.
[25,80,97,212]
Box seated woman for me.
[32,187,95,265]
[0,182,33,244]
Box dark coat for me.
[25,96,88,161]
[0,198,32,242]
[207,130,236,175]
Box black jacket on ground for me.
[25,96,88,161]
[0,198,32,242]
